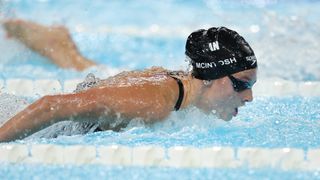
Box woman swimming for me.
[0,20,257,142]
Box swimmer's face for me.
[196,68,257,121]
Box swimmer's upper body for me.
[0,20,257,142]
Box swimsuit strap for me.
[167,72,185,111]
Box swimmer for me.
[0,20,257,142]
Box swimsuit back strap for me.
[170,76,184,111]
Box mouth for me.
[232,108,238,117]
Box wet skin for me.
[0,68,257,142]
[194,68,257,121]
[0,19,258,141]
[0,68,180,142]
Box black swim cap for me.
[186,27,257,80]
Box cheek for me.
[214,90,240,112]
[204,83,234,104]
[217,84,234,99]
[197,82,237,113]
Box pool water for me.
[0,0,320,179]
[15,97,318,150]
[1,0,319,81]
[1,164,319,180]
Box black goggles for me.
[228,75,254,92]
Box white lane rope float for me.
[1,78,320,97]
[0,144,319,171]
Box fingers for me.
[2,19,24,38]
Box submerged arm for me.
[3,19,95,71]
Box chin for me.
[218,113,233,121]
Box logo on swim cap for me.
[196,62,217,69]
[185,27,257,80]
[208,41,220,51]
[245,55,257,66]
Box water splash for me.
[0,93,29,126]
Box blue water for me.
[1,0,320,179]
[1,0,320,81]
[12,97,317,150]
[1,164,319,180]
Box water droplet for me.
[250,25,260,33]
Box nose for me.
[240,89,253,102]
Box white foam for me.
[0,79,3,91]
[253,79,319,97]
[253,78,299,96]
[77,25,191,38]
[0,93,29,125]
[63,79,82,93]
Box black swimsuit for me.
[94,71,185,132]
[169,75,184,111]
[167,71,185,111]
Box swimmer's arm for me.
[3,19,95,71]
[0,92,104,142]
[0,84,174,142]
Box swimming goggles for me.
[228,75,254,92]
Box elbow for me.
[36,95,63,119]
[37,95,55,112]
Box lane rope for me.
[0,144,319,171]
[1,78,319,97]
